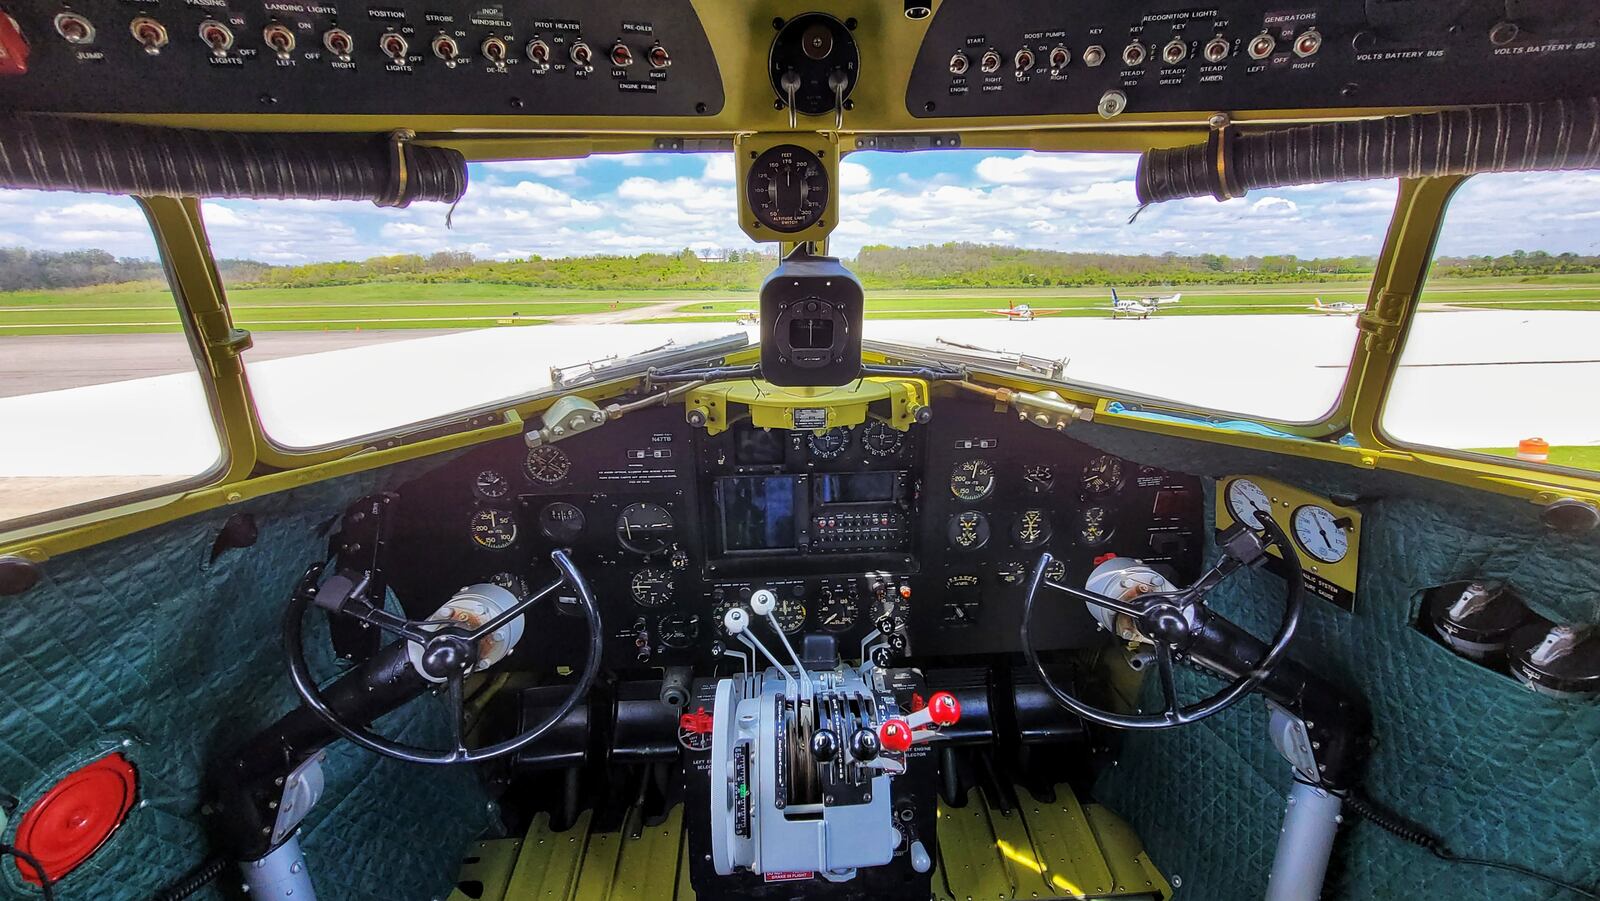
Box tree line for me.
[2,243,1596,294]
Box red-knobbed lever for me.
[879,691,962,752]
[0,14,30,76]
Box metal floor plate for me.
[449,786,1166,901]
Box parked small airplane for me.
[983,301,1071,321]
[1110,288,1182,319]
[1310,297,1362,315]
[735,308,760,325]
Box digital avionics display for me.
[815,471,898,504]
[717,476,799,552]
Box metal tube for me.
[240,835,317,900]
[1264,781,1344,901]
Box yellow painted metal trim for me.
[1083,805,1171,899]
[685,377,930,436]
[505,811,593,900]
[446,837,524,901]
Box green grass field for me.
[3,274,1600,335]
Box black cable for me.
[153,856,228,901]
[1346,792,1599,899]
[0,843,55,901]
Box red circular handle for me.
[878,718,913,753]
[928,691,961,726]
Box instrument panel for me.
[382,391,1204,672]
[0,0,724,117]
[907,0,1600,119]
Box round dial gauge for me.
[469,508,518,550]
[1023,464,1055,493]
[616,503,674,555]
[1011,509,1052,547]
[746,144,829,233]
[773,596,807,634]
[658,612,700,649]
[807,426,852,459]
[524,445,571,484]
[861,421,904,457]
[1082,455,1125,495]
[815,591,858,632]
[474,469,510,499]
[1079,506,1113,546]
[488,571,528,598]
[950,459,996,501]
[947,511,991,550]
[537,501,586,543]
[630,568,674,607]
[1044,558,1068,583]
[997,560,1027,585]
[1227,479,1274,531]
[1292,505,1349,564]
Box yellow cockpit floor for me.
[447,785,1168,901]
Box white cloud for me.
[840,161,872,190]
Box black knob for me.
[811,728,840,762]
[849,728,880,762]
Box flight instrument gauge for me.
[616,502,675,555]
[1079,506,1113,546]
[950,459,996,501]
[1292,505,1350,564]
[773,596,808,633]
[1023,464,1055,493]
[1011,509,1052,547]
[488,572,528,599]
[524,445,571,484]
[474,469,510,499]
[808,426,852,459]
[469,508,518,550]
[658,612,700,649]
[815,590,858,631]
[1044,558,1068,583]
[947,511,990,550]
[537,501,586,543]
[746,145,829,233]
[631,568,674,607]
[997,560,1027,585]
[861,421,904,457]
[1227,479,1274,531]
[1082,455,1125,495]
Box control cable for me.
[0,842,55,901]
[1345,792,1598,899]
[151,856,228,901]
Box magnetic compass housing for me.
[759,246,864,387]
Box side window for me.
[0,191,225,530]
[1383,172,1600,474]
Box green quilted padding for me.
[0,469,488,900]
[1078,424,1600,900]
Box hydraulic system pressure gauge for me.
[1227,478,1273,530]
[1292,504,1350,564]
[746,144,829,233]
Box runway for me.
[0,310,1593,497]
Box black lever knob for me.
[849,728,880,762]
[810,728,840,762]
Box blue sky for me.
[1,151,1597,265]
